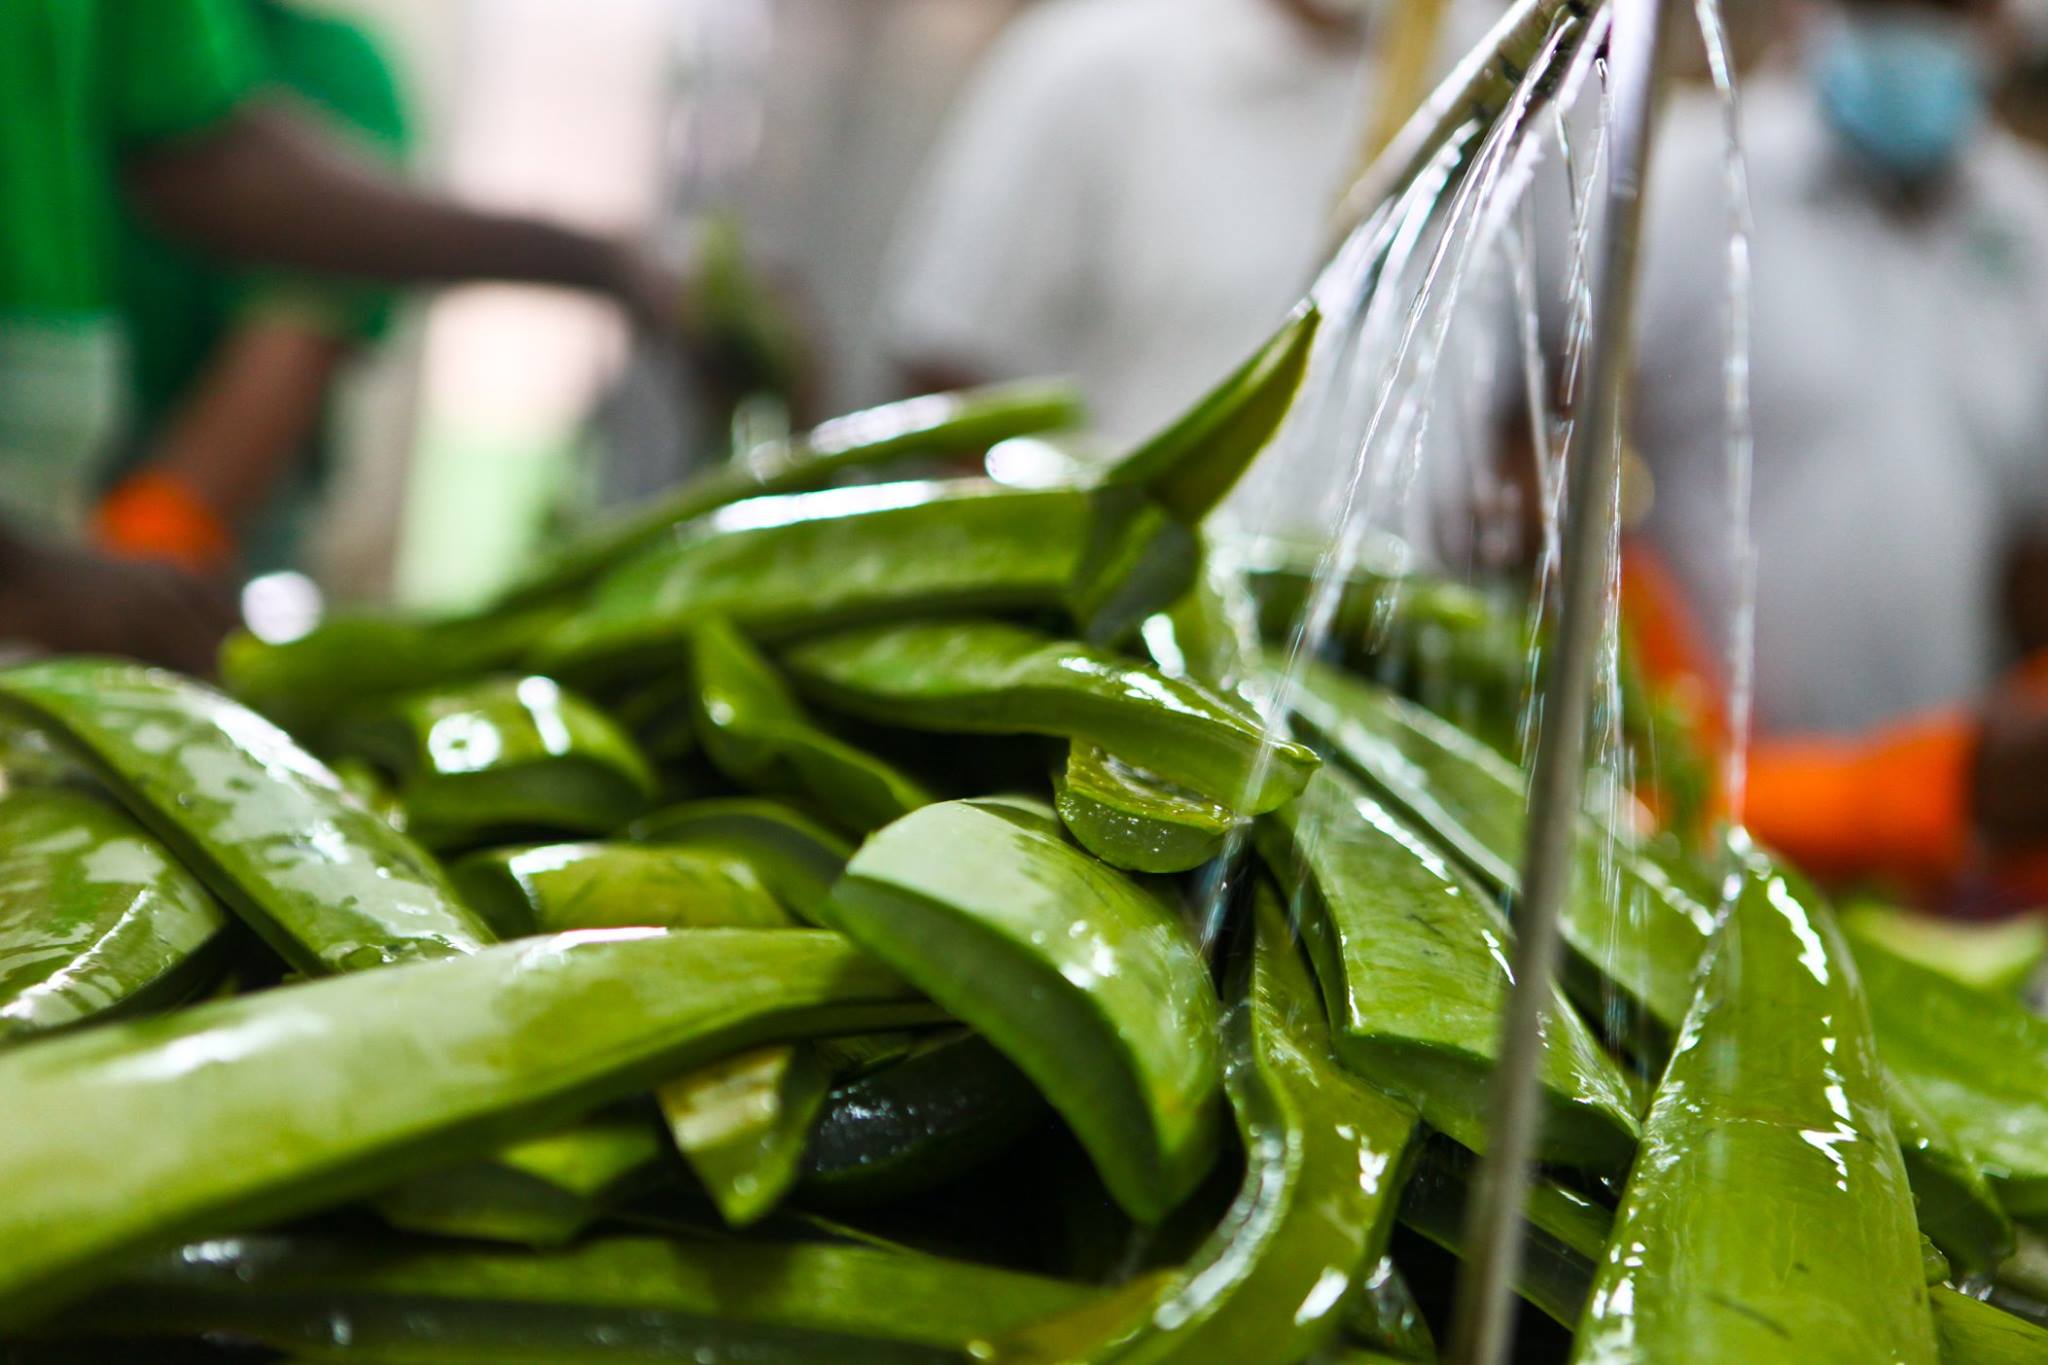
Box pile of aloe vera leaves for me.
[4,307,2048,1364]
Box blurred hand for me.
[1974,683,2048,850]
[603,239,691,338]
[0,533,239,677]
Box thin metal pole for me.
[1445,2,1675,1363]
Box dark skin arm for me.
[0,525,237,676]
[1974,530,2048,850]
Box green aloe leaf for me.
[1342,1256,1435,1361]
[625,798,854,924]
[1931,1287,2048,1364]
[822,799,1222,1223]
[0,660,491,975]
[1000,887,1418,1363]
[689,616,933,833]
[341,676,657,849]
[787,620,1317,812]
[1257,769,1640,1173]
[659,1043,829,1228]
[0,785,231,1043]
[0,926,931,1323]
[1104,305,1320,526]
[1054,744,1236,874]
[37,1232,1097,1364]
[1842,903,2048,997]
[512,379,1087,604]
[450,842,793,938]
[1573,853,1936,1364]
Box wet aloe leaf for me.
[537,481,1193,677]
[822,799,1222,1222]
[1104,305,1320,526]
[689,616,933,833]
[451,842,793,939]
[1000,887,1418,1363]
[787,621,1316,812]
[0,786,231,1043]
[626,799,854,924]
[377,1111,669,1247]
[1931,1288,2048,1364]
[1342,1257,1435,1361]
[1054,744,1235,874]
[1843,904,2048,997]
[1573,853,1936,1364]
[341,676,657,849]
[1882,1066,2014,1274]
[0,926,931,1323]
[39,1232,1097,1364]
[513,379,1087,604]
[0,660,491,975]
[1257,769,1640,1173]
[797,1030,1047,1208]
[660,1043,830,1228]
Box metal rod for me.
[1445,2,1676,1363]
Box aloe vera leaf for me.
[1396,1165,1599,1330]
[1104,305,1320,525]
[536,480,1192,677]
[659,1043,829,1227]
[377,1111,669,1248]
[218,604,567,744]
[450,842,793,939]
[689,616,933,833]
[343,676,657,848]
[1257,769,1640,1172]
[1342,1256,1435,1362]
[1852,936,2048,1221]
[1573,855,1937,1364]
[40,1232,1098,1364]
[797,1030,1048,1207]
[513,379,1087,604]
[1002,888,1418,1363]
[787,620,1317,812]
[1882,1065,2014,1273]
[1843,904,2048,997]
[822,799,1221,1223]
[0,660,491,975]
[0,926,931,1323]
[1054,744,1235,874]
[626,798,854,923]
[0,786,231,1043]
[1931,1287,2048,1363]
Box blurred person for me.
[1605,0,2048,901]
[883,0,1491,449]
[0,0,686,673]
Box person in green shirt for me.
[0,0,685,672]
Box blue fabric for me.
[1815,12,1986,183]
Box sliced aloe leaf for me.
[537,481,1194,677]
[1396,1148,1606,1330]
[1257,769,1639,1172]
[450,842,792,939]
[1931,1286,2048,1363]
[1882,1066,2014,1274]
[1573,853,1936,1364]
[822,799,1222,1222]
[1002,887,1418,1363]
[1104,304,1320,525]
[659,1043,829,1227]
[626,798,854,923]
[1843,904,2048,997]
[39,1232,1097,1364]
[797,1030,1047,1207]
[689,616,932,833]
[512,379,1087,604]
[0,785,230,1043]
[0,926,930,1323]
[342,676,657,848]
[0,661,491,975]
[377,1111,668,1247]
[1054,743,1235,874]
[788,620,1317,812]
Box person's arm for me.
[122,104,683,331]
[0,523,237,676]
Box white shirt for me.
[883,0,1374,448]
[1632,74,2048,735]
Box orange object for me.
[94,470,233,576]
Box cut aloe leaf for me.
[1257,769,1640,1173]
[1054,743,1236,874]
[1397,1148,1606,1330]
[688,616,932,833]
[0,785,230,1043]
[1931,1286,2048,1363]
[451,842,792,939]
[0,926,931,1323]
[1573,853,1936,1364]
[0,660,492,975]
[1843,903,2048,998]
[660,1043,829,1228]
[822,799,1222,1223]
[1343,1256,1436,1362]
[787,620,1317,812]
[626,799,854,924]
